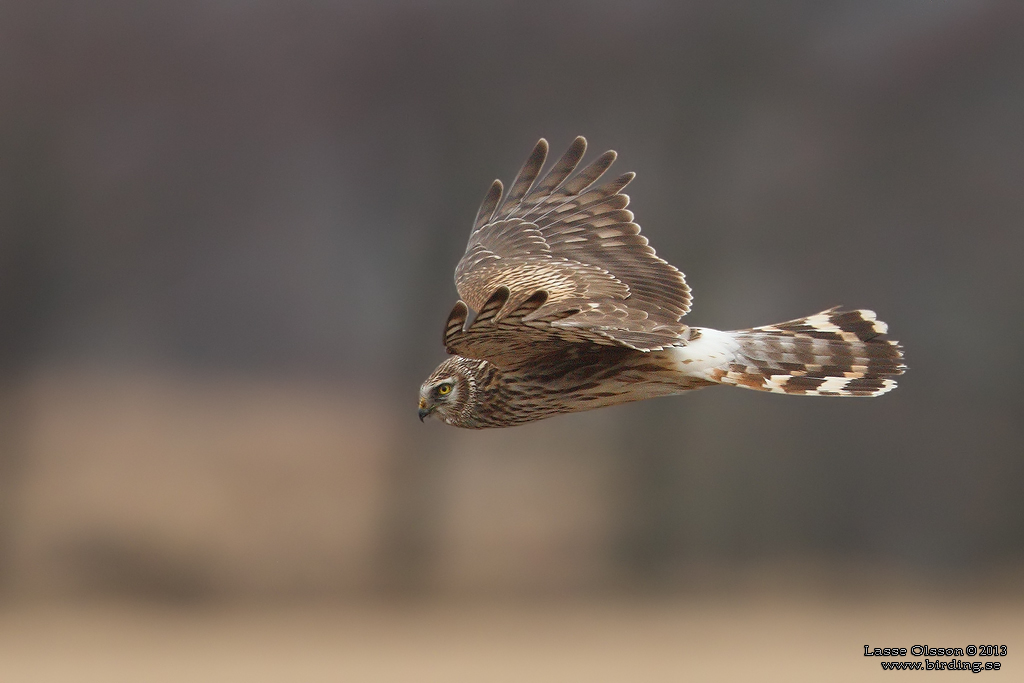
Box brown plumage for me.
[419,137,905,429]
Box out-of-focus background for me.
[1,0,1022,680]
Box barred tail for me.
[710,308,905,396]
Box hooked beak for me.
[418,398,432,422]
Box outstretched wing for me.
[445,137,692,369]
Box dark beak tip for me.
[418,408,429,422]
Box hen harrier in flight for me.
[419,137,904,428]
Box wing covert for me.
[449,137,692,366]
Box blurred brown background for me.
[1,0,1023,680]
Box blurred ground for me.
[7,366,618,598]
[1,595,1020,683]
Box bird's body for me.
[419,138,904,429]
[427,344,713,429]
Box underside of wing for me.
[449,137,692,365]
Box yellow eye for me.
[437,384,452,396]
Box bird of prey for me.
[419,137,904,428]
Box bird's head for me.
[419,357,482,426]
